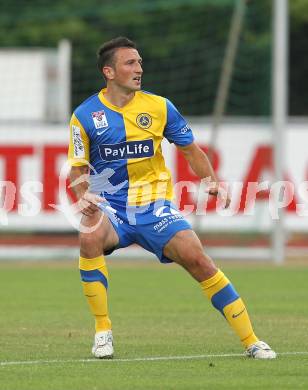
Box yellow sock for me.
[79,256,112,333]
[201,270,258,348]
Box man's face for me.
[104,47,143,92]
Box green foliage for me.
[290,0,308,24]
[289,0,308,115]
[0,0,307,115]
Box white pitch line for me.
[1,351,308,367]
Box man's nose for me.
[136,63,143,73]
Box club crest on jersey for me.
[136,113,152,129]
[91,110,108,129]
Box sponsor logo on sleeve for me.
[72,125,85,158]
[91,110,108,129]
[180,124,190,134]
[99,139,154,161]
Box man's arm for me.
[177,142,230,208]
[69,165,104,216]
[69,165,89,199]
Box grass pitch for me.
[0,260,308,390]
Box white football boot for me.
[92,330,114,359]
[245,340,277,359]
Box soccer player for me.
[68,37,276,360]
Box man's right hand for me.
[78,192,105,216]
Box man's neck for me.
[103,85,135,108]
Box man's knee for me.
[180,248,217,276]
[79,230,104,258]
[80,231,100,246]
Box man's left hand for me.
[208,184,231,209]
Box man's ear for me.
[103,66,115,80]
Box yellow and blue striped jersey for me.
[68,89,194,206]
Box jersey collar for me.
[98,88,137,112]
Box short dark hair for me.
[97,37,137,73]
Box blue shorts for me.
[99,199,192,263]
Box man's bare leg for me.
[163,230,276,359]
[79,211,119,358]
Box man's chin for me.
[130,81,142,91]
[123,84,142,93]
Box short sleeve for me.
[67,113,90,166]
[163,99,194,146]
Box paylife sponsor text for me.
[99,139,154,161]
